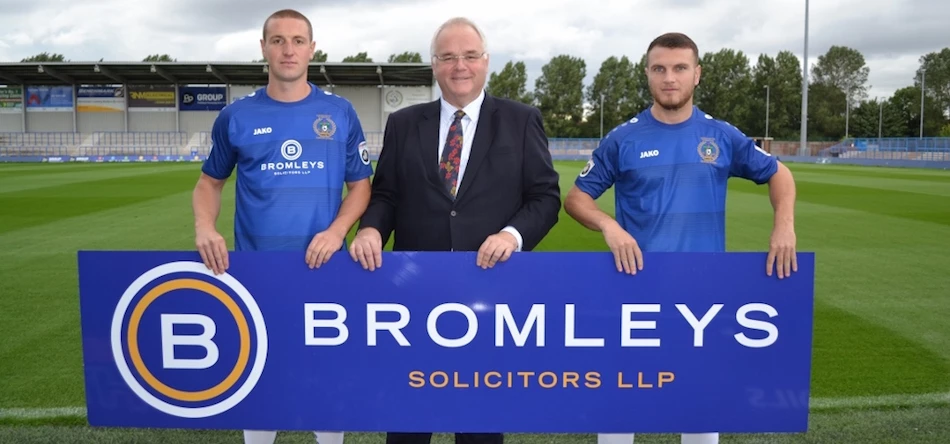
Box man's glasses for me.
[433,53,487,64]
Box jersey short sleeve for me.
[574,136,620,199]
[201,110,238,180]
[344,104,373,183]
[728,126,778,184]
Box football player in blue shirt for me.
[564,33,798,444]
[191,8,372,444]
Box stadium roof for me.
[0,62,434,87]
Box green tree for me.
[916,48,950,118]
[143,54,175,62]
[695,48,754,129]
[487,60,532,104]
[807,82,847,140]
[750,51,802,139]
[888,86,948,137]
[387,51,422,63]
[21,52,66,62]
[811,46,870,107]
[534,55,586,138]
[342,52,372,62]
[586,55,644,138]
[848,98,904,138]
[938,122,950,137]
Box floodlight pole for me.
[800,0,809,156]
[765,85,770,139]
[600,93,605,139]
[878,98,883,140]
[920,68,926,138]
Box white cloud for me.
[0,0,946,100]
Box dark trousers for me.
[386,433,503,444]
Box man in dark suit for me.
[347,16,561,444]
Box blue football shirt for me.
[201,83,373,252]
[575,106,778,253]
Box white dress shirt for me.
[438,90,523,252]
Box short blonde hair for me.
[263,9,313,41]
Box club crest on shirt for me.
[697,137,720,163]
[313,114,337,139]
[579,158,594,177]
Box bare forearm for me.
[328,179,371,238]
[192,176,223,230]
[564,186,617,232]
[769,163,796,230]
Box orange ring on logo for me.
[126,278,251,402]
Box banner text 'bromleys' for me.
[303,302,778,348]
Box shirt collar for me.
[440,89,485,123]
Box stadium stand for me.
[0,61,433,162]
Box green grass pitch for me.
[0,160,948,443]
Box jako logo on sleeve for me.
[110,261,268,418]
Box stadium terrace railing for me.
[0,132,84,146]
[6,131,947,164]
[92,131,189,146]
[819,137,950,161]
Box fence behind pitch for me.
[3,131,948,166]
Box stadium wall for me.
[0,112,19,132]
[25,110,72,132]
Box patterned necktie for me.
[439,109,466,198]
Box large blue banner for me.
[77,251,815,433]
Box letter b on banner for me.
[161,314,219,370]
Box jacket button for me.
[450,210,457,217]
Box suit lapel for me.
[417,100,449,196]
[456,94,496,201]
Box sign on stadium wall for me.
[77,86,126,112]
[128,85,176,112]
[77,250,816,434]
[383,86,432,112]
[179,86,227,111]
[0,86,23,113]
[25,86,72,112]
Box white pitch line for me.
[809,391,950,410]
[0,407,86,419]
[1,392,948,420]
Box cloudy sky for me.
[0,0,947,101]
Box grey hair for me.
[429,17,488,56]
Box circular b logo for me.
[281,140,302,161]
[111,261,268,418]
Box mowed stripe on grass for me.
[725,163,950,396]
[0,162,947,421]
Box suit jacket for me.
[359,93,561,252]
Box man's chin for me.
[658,98,689,111]
[273,70,305,83]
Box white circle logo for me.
[111,261,268,418]
[579,158,595,177]
[359,141,370,165]
[281,139,302,161]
